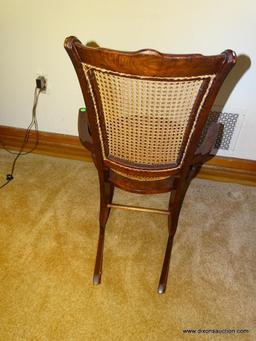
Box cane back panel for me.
[83,64,215,171]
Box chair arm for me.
[78,108,94,152]
[192,122,221,165]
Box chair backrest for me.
[65,37,236,178]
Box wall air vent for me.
[200,110,244,151]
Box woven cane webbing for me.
[83,64,215,170]
[112,169,169,181]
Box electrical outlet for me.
[36,75,47,92]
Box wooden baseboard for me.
[0,125,91,161]
[0,125,255,186]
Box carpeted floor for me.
[0,150,255,340]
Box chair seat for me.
[109,169,175,194]
[112,169,170,181]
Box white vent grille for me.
[200,111,244,151]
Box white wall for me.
[0,0,255,160]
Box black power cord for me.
[0,87,42,189]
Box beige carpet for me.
[0,150,255,340]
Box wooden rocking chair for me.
[64,36,236,294]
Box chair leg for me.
[93,181,114,285]
[157,188,186,294]
[93,224,105,285]
[158,233,174,294]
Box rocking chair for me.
[64,36,236,294]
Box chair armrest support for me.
[192,122,221,165]
[78,108,94,152]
